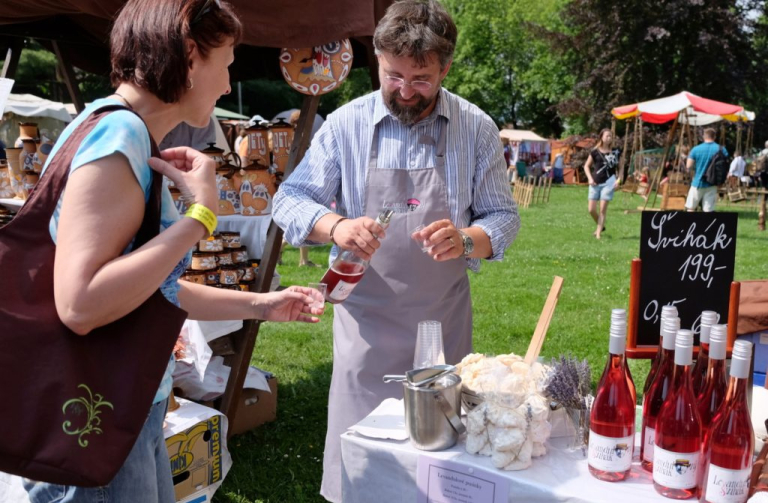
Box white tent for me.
[3,93,72,123]
[499,129,550,164]
[499,129,548,143]
[1,93,72,146]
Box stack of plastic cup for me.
[413,320,445,369]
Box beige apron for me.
[320,118,473,502]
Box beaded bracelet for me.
[185,203,217,236]
[329,217,348,245]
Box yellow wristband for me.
[185,203,217,236]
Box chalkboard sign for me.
[638,211,737,346]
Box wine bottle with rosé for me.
[653,329,703,500]
[644,305,679,394]
[699,340,754,503]
[641,315,679,472]
[692,310,718,397]
[588,318,636,482]
[321,210,394,304]
[608,309,636,405]
[696,324,727,431]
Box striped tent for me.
[612,91,754,125]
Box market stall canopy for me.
[499,129,548,143]
[0,0,392,81]
[611,91,755,125]
[214,107,248,120]
[3,93,71,123]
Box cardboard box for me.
[738,331,768,376]
[164,398,232,502]
[229,376,278,435]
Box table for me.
[341,389,768,503]
[217,214,272,260]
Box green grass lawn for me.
[215,185,767,503]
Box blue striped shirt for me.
[272,88,520,271]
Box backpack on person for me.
[705,146,728,186]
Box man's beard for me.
[383,88,434,125]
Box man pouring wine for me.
[272,1,519,500]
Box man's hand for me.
[332,217,386,261]
[412,219,464,262]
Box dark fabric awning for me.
[0,0,392,80]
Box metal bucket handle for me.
[434,391,466,435]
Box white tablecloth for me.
[341,391,768,503]
[217,214,272,260]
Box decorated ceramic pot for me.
[279,40,354,96]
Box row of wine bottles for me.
[587,307,755,502]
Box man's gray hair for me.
[373,0,457,70]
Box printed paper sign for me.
[0,78,15,114]
[417,455,509,503]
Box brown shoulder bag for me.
[0,104,187,486]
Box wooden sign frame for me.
[626,258,740,359]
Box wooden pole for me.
[727,281,740,351]
[219,94,321,436]
[524,276,565,365]
[619,119,631,182]
[626,258,644,358]
[51,41,85,113]
[645,116,679,211]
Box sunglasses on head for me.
[191,0,222,25]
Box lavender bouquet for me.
[542,355,593,455]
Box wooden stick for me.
[524,276,565,365]
[727,281,740,351]
[627,258,641,354]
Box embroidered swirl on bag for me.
[62,384,115,447]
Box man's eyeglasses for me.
[383,75,433,93]
[191,0,222,25]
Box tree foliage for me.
[442,0,571,137]
[7,0,768,143]
[547,0,766,134]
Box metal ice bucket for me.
[403,373,465,451]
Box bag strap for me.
[13,103,163,246]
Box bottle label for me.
[704,464,751,503]
[652,446,699,489]
[330,280,357,301]
[587,430,633,472]
[642,426,655,462]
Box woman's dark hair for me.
[110,0,242,103]
[373,0,457,69]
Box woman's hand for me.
[332,216,386,261]
[588,178,596,186]
[253,286,324,323]
[148,147,218,211]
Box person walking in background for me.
[502,137,513,182]
[17,1,322,501]
[728,151,746,189]
[552,152,565,183]
[685,127,727,212]
[583,128,621,239]
[233,123,247,164]
[272,1,519,500]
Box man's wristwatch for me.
[457,229,474,257]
